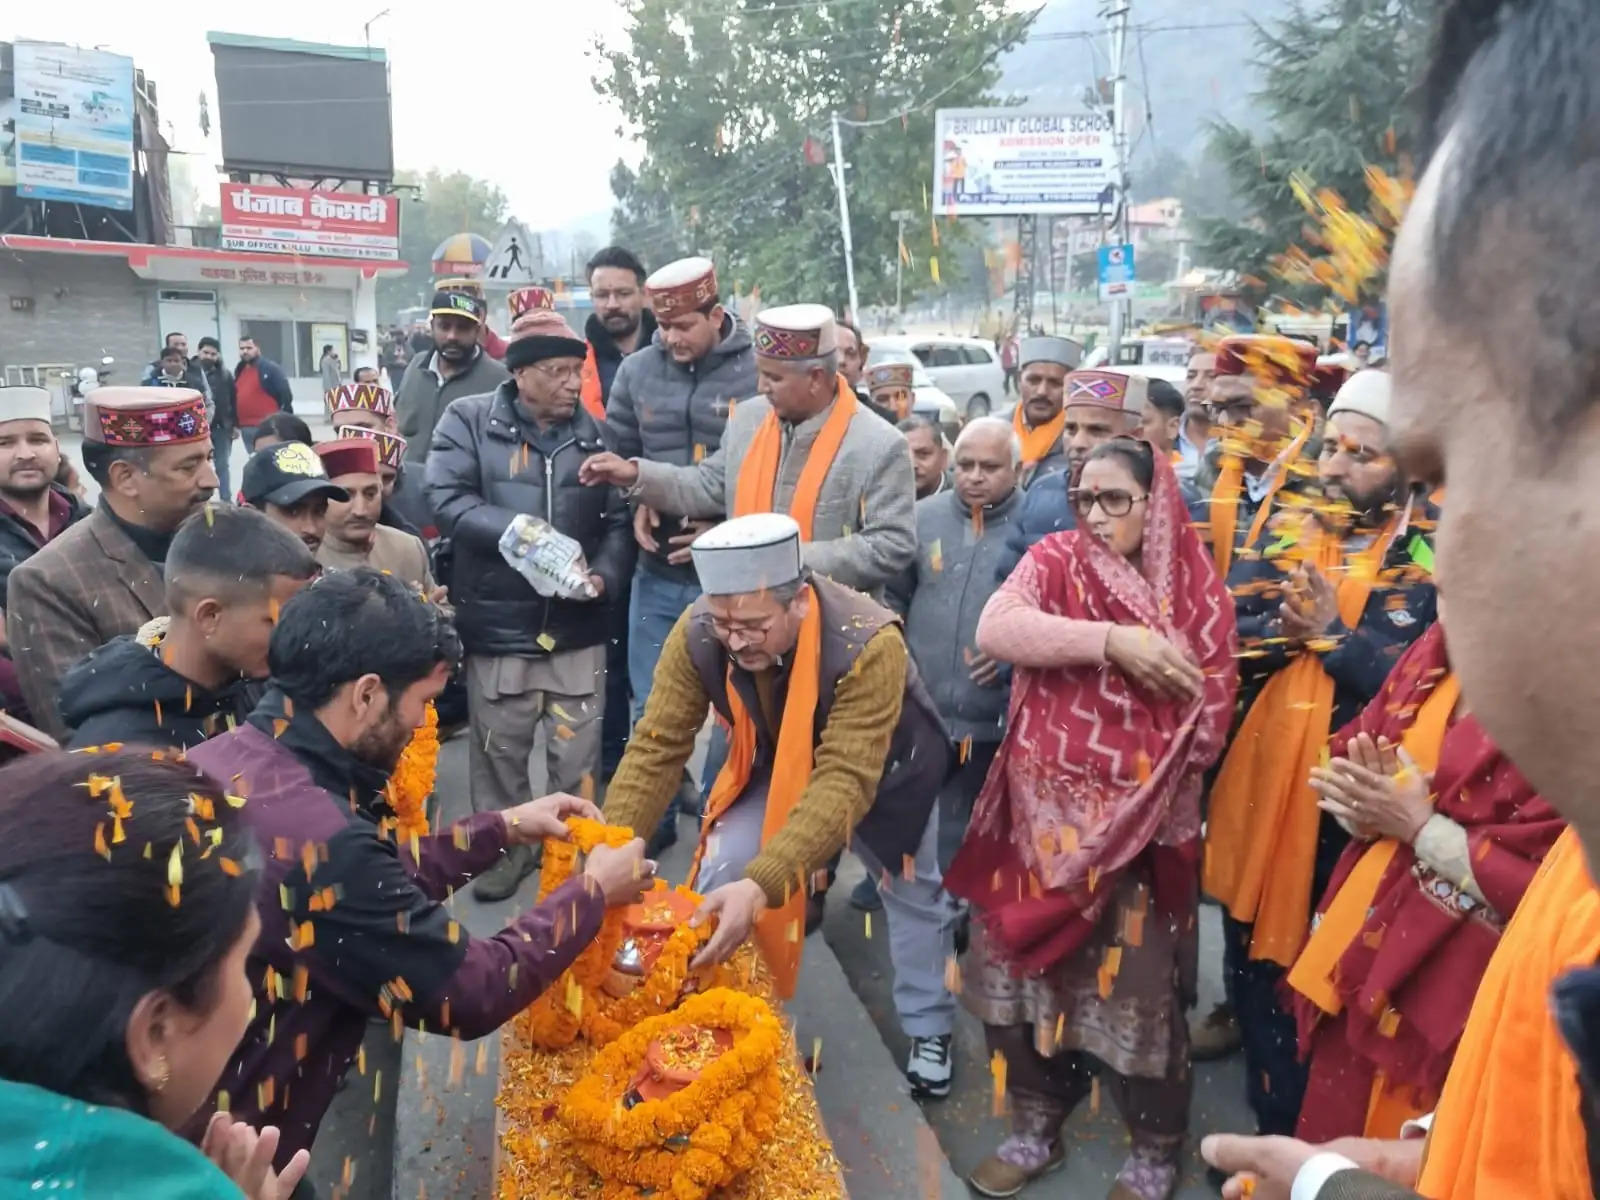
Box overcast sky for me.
[16,3,632,234]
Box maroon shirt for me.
[0,484,86,720]
[186,699,604,1167]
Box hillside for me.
[998,0,1283,177]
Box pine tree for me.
[1196,0,1436,292]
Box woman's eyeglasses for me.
[1068,488,1148,518]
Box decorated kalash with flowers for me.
[492,819,843,1199]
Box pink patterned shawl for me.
[945,451,1239,972]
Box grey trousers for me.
[466,649,605,812]
[698,783,957,1038]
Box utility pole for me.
[890,208,912,319]
[829,112,861,322]
[1105,0,1131,357]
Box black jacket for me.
[192,358,237,429]
[585,308,658,407]
[424,383,635,658]
[58,633,255,750]
[0,484,89,602]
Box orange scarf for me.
[1287,671,1460,1137]
[1012,405,1065,466]
[691,596,821,1000]
[1416,829,1599,1200]
[1288,672,1461,1015]
[691,375,858,999]
[578,343,605,421]
[1207,425,1311,577]
[1202,517,1397,966]
[732,375,858,531]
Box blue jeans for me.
[627,567,723,840]
[627,566,703,723]
[240,426,261,454]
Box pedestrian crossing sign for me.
[485,220,540,284]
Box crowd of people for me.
[0,4,1597,1197]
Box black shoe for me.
[675,770,704,819]
[849,874,883,912]
[646,818,679,859]
[804,893,827,936]
[472,844,537,902]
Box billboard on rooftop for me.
[208,32,393,182]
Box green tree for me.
[377,169,509,320]
[1196,0,1435,295]
[595,0,1035,314]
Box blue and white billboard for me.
[14,41,136,211]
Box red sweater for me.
[235,364,278,426]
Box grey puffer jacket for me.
[885,487,1023,743]
[425,383,635,658]
[604,313,756,581]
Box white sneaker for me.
[906,1034,953,1099]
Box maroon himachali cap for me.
[315,438,381,480]
[83,387,211,446]
[644,257,717,321]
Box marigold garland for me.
[581,895,714,1046]
[495,945,843,1200]
[519,818,637,1050]
[559,988,785,1200]
[388,701,438,841]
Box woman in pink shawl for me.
[948,438,1238,1200]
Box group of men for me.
[0,247,1415,1147]
[9,21,1600,1184]
[139,327,309,497]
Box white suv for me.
[870,334,1006,419]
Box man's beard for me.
[350,705,412,775]
[601,310,639,337]
[1321,480,1401,530]
[0,470,52,502]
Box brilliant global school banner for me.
[934,108,1116,217]
[14,42,137,211]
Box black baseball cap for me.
[430,288,483,324]
[241,442,349,508]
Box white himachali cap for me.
[1327,369,1392,427]
[690,512,804,597]
[0,387,54,426]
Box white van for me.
[871,334,1007,419]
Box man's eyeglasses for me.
[1068,488,1148,518]
[528,362,584,382]
[708,613,782,643]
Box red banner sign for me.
[219,183,400,262]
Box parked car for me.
[1082,336,1193,374]
[870,334,1006,419]
[863,348,961,440]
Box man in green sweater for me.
[601,513,959,1097]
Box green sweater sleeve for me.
[745,628,907,907]
[601,610,707,838]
